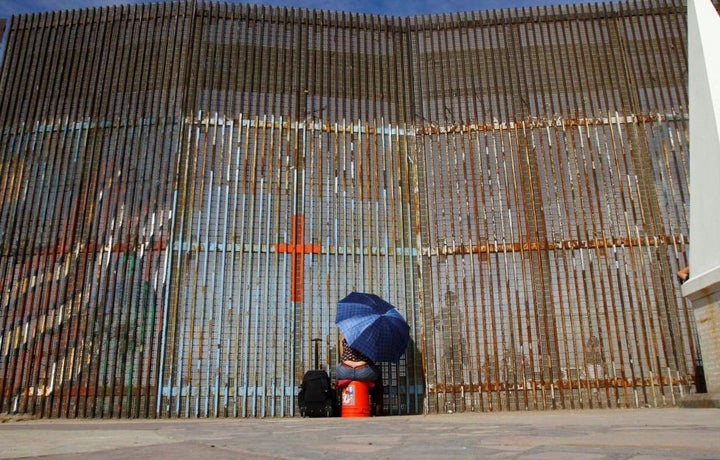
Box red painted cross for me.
[275,214,321,302]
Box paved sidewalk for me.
[1,408,718,459]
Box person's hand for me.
[677,266,690,284]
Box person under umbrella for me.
[335,292,410,416]
[336,334,385,416]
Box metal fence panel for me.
[0,0,696,417]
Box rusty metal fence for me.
[0,0,697,418]
[416,114,692,413]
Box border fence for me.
[0,0,699,417]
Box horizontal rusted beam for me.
[425,235,687,256]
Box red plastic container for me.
[341,380,371,417]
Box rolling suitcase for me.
[298,339,339,417]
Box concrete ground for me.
[1,408,718,459]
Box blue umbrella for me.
[336,292,410,363]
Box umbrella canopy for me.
[335,292,410,363]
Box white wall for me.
[684,0,720,295]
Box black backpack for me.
[298,370,339,417]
